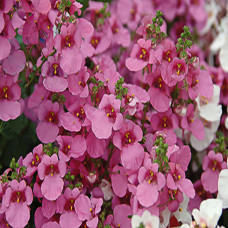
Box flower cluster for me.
[0,0,228,228]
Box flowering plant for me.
[0,0,227,227]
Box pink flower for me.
[3,180,33,228]
[56,135,87,162]
[22,144,43,177]
[181,103,205,140]
[67,67,90,98]
[37,154,66,201]
[147,67,172,112]
[113,119,144,170]
[74,195,103,228]
[167,57,188,82]
[126,38,160,72]
[36,100,62,143]
[167,162,195,199]
[201,151,226,193]
[41,55,68,92]
[109,15,130,47]
[111,165,128,197]
[113,204,133,228]
[136,155,166,207]
[57,188,82,228]
[0,75,21,121]
[86,94,123,139]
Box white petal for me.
[210,33,226,52]
[218,169,228,199]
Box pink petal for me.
[0,100,21,121]
[60,47,82,74]
[60,211,82,228]
[6,203,30,228]
[0,36,11,60]
[32,0,51,14]
[136,182,158,207]
[36,122,59,143]
[190,118,205,140]
[43,76,68,92]
[121,143,144,170]
[41,175,63,201]
[3,50,26,75]
[126,58,147,72]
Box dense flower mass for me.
[0,0,228,227]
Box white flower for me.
[190,120,220,151]
[225,106,228,130]
[159,208,171,228]
[218,159,228,208]
[192,199,223,228]
[99,179,114,201]
[210,15,228,72]
[131,210,159,228]
[196,84,222,122]
[174,194,192,225]
[201,0,221,34]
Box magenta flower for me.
[187,68,213,100]
[3,48,26,75]
[37,154,66,201]
[86,132,107,158]
[27,84,50,110]
[201,150,227,193]
[0,75,22,121]
[3,180,33,228]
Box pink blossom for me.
[41,55,68,92]
[167,57,188,82]
[86,94,123,139]
[22,144,43,177]
[181,103,205,140]
[36,100,62,143]
[201,150,226,193]
[60,98,88,132]
[74,195,103,228]
[113,204,133,228]
[136,156,166,207]
[56,135,87,162]
[37,154,66,201]
[167,162,195,199]
[113,120,144,170]
[0,75,21,121]
[3,180,33,228]
[67,67,90,98]
[147,67,172,112]
[56,188,82,228]
[126,38,159,72]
